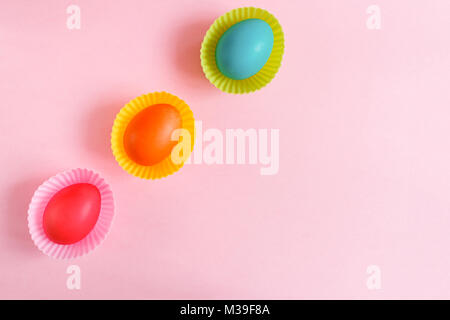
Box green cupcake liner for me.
[201,7,285,94]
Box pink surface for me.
[1,0,450,299]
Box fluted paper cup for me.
[111,91,195,179]
[27,168,115,259]
[201,7,285,94]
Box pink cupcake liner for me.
[27,168,115,259]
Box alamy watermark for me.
[66,5,81,30]
[66,265,81,290]
[171,121,280,175]
[366,5,381,30]
[366,265,381,290]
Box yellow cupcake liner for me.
[111,92,195,180]
[201,7,285,94]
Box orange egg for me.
[123,104,182,166]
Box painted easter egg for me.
[123,104,182,166]
[215,18,274,80]
[43,183,101,245]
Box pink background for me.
[1,0,450,299]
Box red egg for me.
[43,183,101,245]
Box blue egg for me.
[215,19,274,80]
